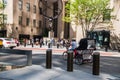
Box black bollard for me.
[46,49,52,69]
[67,51,73,72]
[92,52,100,75]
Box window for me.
[19,16,22,25]
[18,0,23,10]
[103,9,111,21]
[26,18,29,26]
[26,3,30,12]
[33,5,36,13]
[1,14,7,24]
[39,7,42,14]
[3,0,7,6]
[4,15,7,23]
[39,20,42,28]
[33,19,36,27]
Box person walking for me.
[24,38,27,47]
[31,38,34,47]
[45,39,48,45]
[65,40,71,50]
[40,38,43,48]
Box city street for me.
[0,45,120,80]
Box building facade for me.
[0,0,43,40]
[0,0,120,49]
[0,0,64,40]
[61,0,120,49]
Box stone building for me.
[61,0,120,49]
[0,0,43,40]
[0,0,64,41]
[0,0,120,49]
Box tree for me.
[0,1,6,29]
[63,0,110,37]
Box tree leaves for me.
[63,0,110,37]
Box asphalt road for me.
[0,46,120,79]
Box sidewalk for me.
[0,65,118,80]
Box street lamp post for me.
[38,0,63,38]
[48,18,54,38]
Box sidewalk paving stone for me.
[0,65,119,80]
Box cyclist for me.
[69,39,77,51]
[62,39,77,60]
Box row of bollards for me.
[46,49,100,75]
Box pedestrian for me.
[40,38,43,48]
[15,38,19,46]
[24,38,27,47]
[57,40,60,48]
[60,39,63,48]
[45,39,48,45]
[31,38,34,47]
[65,40,71,50]
[63,39,65,47]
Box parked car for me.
[0,38,17,49]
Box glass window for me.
[19,16,22,25]
[26,18,29,26]
[26,3,30,12]
[4,15,7,23]
[39,20,42,28]
[3,0,7,6]
[103,9,111,21]
[1,14,7,24]
[18,0,22,10]
[33,5,36,13]
[33,19,36,27]
[39,7,42,14]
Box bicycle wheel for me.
[62,51,68,60]
[89,55,93,63]
[75,54,83,65]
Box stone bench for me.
[0,49,32,66]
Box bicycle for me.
[74,49,94,65]
[62,49,76,60]
[62,48,94,65]
[62,49,84,65]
